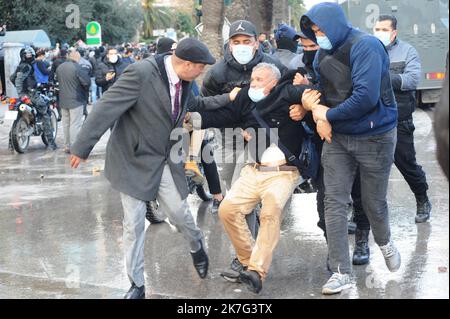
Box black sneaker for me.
[220,258,246,283]
[415,198,431,223]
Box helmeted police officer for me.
[11,46,57,150]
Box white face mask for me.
[374,31,392,47]
[248,87,267,103]
[231,44,255,65]
[109,54,118,64]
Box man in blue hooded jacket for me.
[300,2,401,295]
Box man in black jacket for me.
[50,49,67,83]
[95,47,127,93]
[202,20,287,237]
[192,63,311,294]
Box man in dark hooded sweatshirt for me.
[300,3,401,295]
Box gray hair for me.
[253,62,281,81]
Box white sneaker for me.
[322,272,352,295]
[379,240,401,272]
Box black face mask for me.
[24,56,35,64]
[302,50,318,67]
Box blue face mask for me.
[248,87,267,103]
[316,35,333,50]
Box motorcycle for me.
[3,85,59,153]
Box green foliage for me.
[0,0,143,46]
[288,0,307,31]
[175,11,195,36]
[142,0,175,39]
[141,1,196,40]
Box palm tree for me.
[201,0,225,60]
[258,0,274,36]
[141,0,175,39]
[226,0,251,23]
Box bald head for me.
[171,54,207,82]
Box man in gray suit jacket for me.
[70,38,238,299]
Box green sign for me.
[86,21,101,46]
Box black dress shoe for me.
[146,201,165,224]
[239,270,262,294]
[124,283,145,299]
[190,240,209,278]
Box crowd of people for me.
[5,39,177,152]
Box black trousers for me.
[200,139,222,195]
[353,119,429,230]
[394,119,429,198]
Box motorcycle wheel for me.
[196,185,213,202]
[11,117,30,153]
[41,110,58,146]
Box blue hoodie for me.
[301,2,398,136]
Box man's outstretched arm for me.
[70,63,142,165]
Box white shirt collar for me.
[164,55,180,86]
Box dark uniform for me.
[12,47,56,149]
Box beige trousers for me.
[218,164,300,280]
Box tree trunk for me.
[273,0,289,27]
[252,0,274,36]
[226,0,251,23]
[201,0,225,60]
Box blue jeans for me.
[90,77,97,104]
[322,129,396,274]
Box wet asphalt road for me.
[0,105,448,299]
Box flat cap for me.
[228,20,257,39]
[175,38,215,65]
